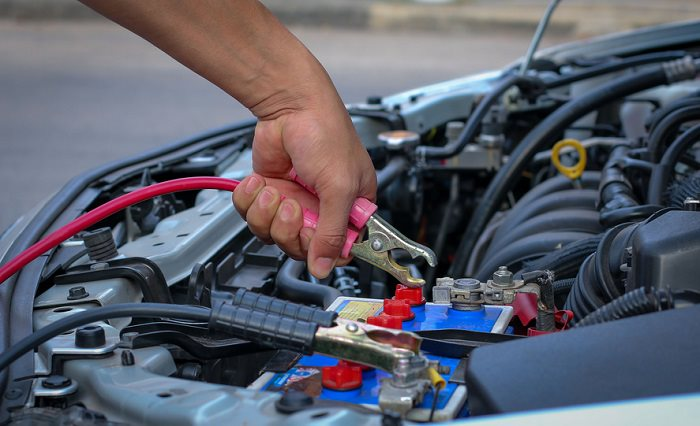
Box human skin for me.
[80,0,377,278]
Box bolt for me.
[121,350,135,366]
[4,388,23,400]
[684,197,700,211]
[75,325,106,348]
[454,278,480,290]
[67,286,89,300]
[42,375,72,389]
[345,323,359,333]
[492,266,513,287]
[371,239,383,251]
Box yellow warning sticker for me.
[338,301,383,321]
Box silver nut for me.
[492,266,513,287]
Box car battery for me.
[250,291,512,421]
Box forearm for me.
[80,0,333,119]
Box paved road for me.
[0,20,564,232]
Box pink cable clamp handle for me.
[287,169,377,257]
[288,169,377,229]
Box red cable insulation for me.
[0,177,240,285]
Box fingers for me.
[233,173,306,259]
[233,174,261,216]
[307,188,353,279]
[270,198,304,259]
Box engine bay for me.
[2,21,700,425]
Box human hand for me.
[233,93,376,279]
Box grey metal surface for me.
[119,153,253,285]
[62,347,386,425]
[34,278,142,329]
[31,312,119,371]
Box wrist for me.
[247,56,338,121]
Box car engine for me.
[2,21,700,425]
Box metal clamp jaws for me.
[313,318,425,374]
[350,215,437,287]
[287,168,437,287]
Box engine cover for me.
[629,210,700,292]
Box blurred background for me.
[1,0,697,232]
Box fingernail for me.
[245,175,262,194]
[258,188,274,207]
[280,201,295,221]
[314,257,335,277]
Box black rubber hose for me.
[466,213,505,277]
[575,286,673,327]
[666,172,700,208]
[275,259,341,309]
[0,303,211,374]
[488,190,598,248]
[553,278,576,309]
[646,104,700,163]
[546,51,689,89]
[645,95,700,132]
[598,145,639,213]
[475,231,593,282]
[417,73,542,159]
[450,60,698,277]
[648,123,700,205]
[565,254,606,316]
[564,223,639,318]
[518,234,603,280]
[553,278,576,296]
[599,204,664,228]
[425,173,460,287]
[486,208,602,259]
[377,156,410,193]
[514,172,601,207]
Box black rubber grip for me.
[232,289,337,327]
[209,303,318,354]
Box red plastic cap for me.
[322,362,363,391]
[382,299,415,321]
[343,360,373,371]
[394,284,426,306]
[367,315,403,329]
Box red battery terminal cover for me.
[321,360,363,390]
[393,284,426,306]
[381,298,415,321]
[366,314,403,329]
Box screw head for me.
[4,388,23,400]
[345,323,359,333]
[454,278,481,290]
[42,375,72,389]
[67,286,89,300]
[371,239,383,251]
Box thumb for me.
[307,190,353,279]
